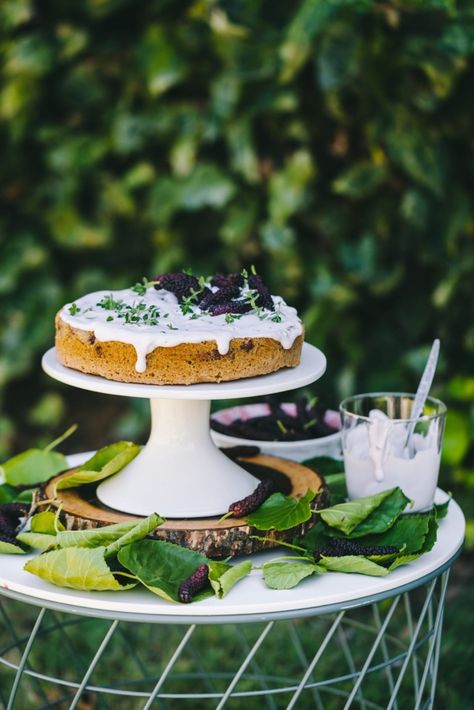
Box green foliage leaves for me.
[247,490,316,531]
[333,163,387,199]
[1,449,67,487]
[267,488,446,590]
[319,488,410,536]
[0,425,76,486]
[318,556,389,577]
[24,546,136,591]
[0,539,26,554]
[118,540,207,602]
[54,442,141,493]
[147,166,235,225]
[208,560,252,600]
[136,26,187,97]
[23,514,161,590]
[442,410,471,466]
[263,559,320,590]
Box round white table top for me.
[0,452,464,623]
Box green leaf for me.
[316,23,360,90]
[386,126,443,196]
[0,539,27,554]
[54,519,146,550]
[303,457,344,476]
[54,442,140,493]
[180,164,235,211]
[118,540,209,603]
[280,1,335,82]
[345,488,411,538]
[319,555,389,577]
[324,473,348,505]
[356,513,432,554]
[30,511,64,534]
[136,26,186,97]
[263,559,320,589]
[442,409,470,466]
[15,489,36,503]
[421,513,438,554]
[446,376,474,403]
[17,531,58,551]
[0,483,18,504]
[435,498,450,520]
[387,515,438,572]
[268,150,315,225]
[293,522,331,553]
[24,547,136,591]
[333,162,387,199]
[227,119,259,184]
[387,552,422,571]
[2,449,68,486]
[208,560,252,599]
[104,513,163,559]
[247,489,316,531]
[319,488,403,535]
[0,424,77,487]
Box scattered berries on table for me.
[228,479,275,517]
[0,531,20,546]
[0,502,29,542]
[314,538,399,560]
[178,563,209,603]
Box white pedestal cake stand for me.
[41,343,326,518]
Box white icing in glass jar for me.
[340,392,446,512]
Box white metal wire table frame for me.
[0,551,459,710]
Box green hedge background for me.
[0,1,473,703]
[1,1,473,514]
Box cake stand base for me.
[41,344,327,518]
[97,399,257,517]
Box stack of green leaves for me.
[261,485,450,590]
[19,511,252,602]
[0,436,140,553]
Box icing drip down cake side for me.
[55,270,304,385]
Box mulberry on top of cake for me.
[152,272,210,305]
[153,267,276,317]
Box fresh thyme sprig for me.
[96,294,161,326]
[96,294,125,311]
[243,288,263,317]
[225,313,243,324]
[131,277,162,296]
[179,281,208,316]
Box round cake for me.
[55,270,304,385]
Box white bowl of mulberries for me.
[211,396,342,462]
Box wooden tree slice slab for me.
[39,454,328,558]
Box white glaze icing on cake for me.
[59,286,303,373]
